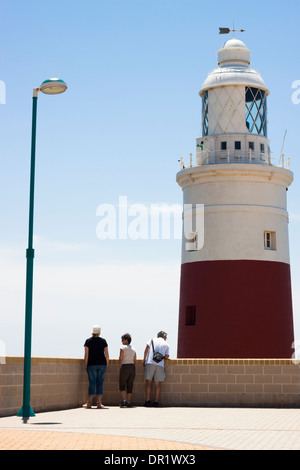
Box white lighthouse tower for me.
[176,32,295,359]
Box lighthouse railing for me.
[179,150,291,170]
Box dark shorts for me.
[119,364,136,393]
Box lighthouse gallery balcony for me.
[179,149,291,171]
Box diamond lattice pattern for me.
[245,87,267,137]
[207,86,248,135]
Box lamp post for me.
[17,79,67,422]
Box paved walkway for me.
[1,406,300,450]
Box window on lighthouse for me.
[245,87,267,137]
[185,306,196,326]
[202,91,209,136]
[264,231,276,251]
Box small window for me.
[186,306,196,326]
[260,143,265,153]
[221,141,227,150]
[249,142,254,151]
[235,141,241,150]
[264,231,276,250]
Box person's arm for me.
[104,347,109,366]
[84,346,89,368]
[143,345,150,365]
[164,345,170,361]
[119,348,124,364]
[133,351,137,364]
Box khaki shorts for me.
[145,363,165,382]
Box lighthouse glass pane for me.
[202,91,209,136]
[245,87,267,137]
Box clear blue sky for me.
[0,0,299,359]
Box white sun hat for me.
[92,325,101,335]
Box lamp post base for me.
[17,405,35,423]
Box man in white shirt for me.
[143,331,170,407]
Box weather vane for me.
[219,24,245,38]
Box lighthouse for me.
[176,32,295,359]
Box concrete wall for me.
[1,357,299,417]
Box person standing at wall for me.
[119,333,136,407]
[83,325,109,409]
[143,331,169,407]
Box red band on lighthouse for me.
[178,260,294,358]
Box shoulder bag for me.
[151,339,164,363]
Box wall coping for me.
[4,356,298,366]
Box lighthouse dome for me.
[218,38,251,67]
[223,38,248,48]
[200,38,269,96]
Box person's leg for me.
[144,364,155,405]
[84,366,96,407]
[126,365,135,405]
[126,392,132,403]
[152,365,165,406]
[154,382,160,402]
[95,365,107,407]
[145,380,151,401]
[119,365,127,405]
[119,364,126,402]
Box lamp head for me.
[39,78,67,95]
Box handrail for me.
[179,149,291,171]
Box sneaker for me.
[153,401,159,407]
[120,401,127,408]
[125,402,133,408]
[144,400,152,407]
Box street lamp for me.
[17,78,67,422]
